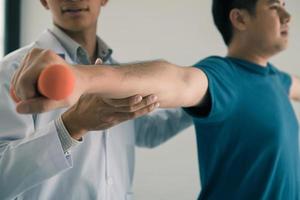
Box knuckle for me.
[147,105,155,112]
[29,48,36,55]
[29,48,42,56]
[43,49,54,56]
[105,116,115,124]
[129,98,137,106]
[41,49,56,60]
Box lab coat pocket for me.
[126,192,134,200]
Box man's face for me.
[40,0,108,32]
[245,0,291,55]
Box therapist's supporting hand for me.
[61,94,160,140]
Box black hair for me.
[212,0,259,45]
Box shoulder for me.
[193,56,237,81]
[194,56,230,67]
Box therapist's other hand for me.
[61,94,160,140]
[12,48,86,113]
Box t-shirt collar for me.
[226,56,271,75]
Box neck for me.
[227,39,270,67]
[61,25,98,63]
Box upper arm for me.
[179,67,209,107]
[290,75,300,101]
[183,57,238,122]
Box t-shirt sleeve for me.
[184,57,237,123]
[273,67,292,94]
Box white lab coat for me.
[0,30,193,200]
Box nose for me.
[280,8,291,24]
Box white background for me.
[20,1,300,199]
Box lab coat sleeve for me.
[0,58,72,200]
[134,108,193,148]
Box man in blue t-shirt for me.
[11,0,300,199]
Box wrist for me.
[55,116,81,152]
[61,109,87,140]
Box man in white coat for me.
[0,0,192,199]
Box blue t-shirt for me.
[185,56,299,200]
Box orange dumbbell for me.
[38,64,75,100]
[10,64,75,102]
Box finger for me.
[103,95,143,107]
[116,95,158,112]
[116,102,160,121]
[14,48,39,87]
[10,56,30,101]
[11,52,31,90]
[93,102,159,130]
[14,50,38,99]
[17,49,54,100]
[16,97,65,114]
[10,87,21,103]
[131,102,160,118]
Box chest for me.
[233,75,298,143]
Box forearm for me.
[78,60,207,108]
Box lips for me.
[61,6,89,14]
[280,29,289,36]
[280,25,289,33]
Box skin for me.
[40,0,107,62]
[228,0,291,65]
[13,0,300,138]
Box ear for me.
[229,8,249,31]
[101,0,109,7]
[40,0,50,10]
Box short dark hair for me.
[212,0,259,46]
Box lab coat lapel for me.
[34,29,74,64]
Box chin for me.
[279,40,289,50]
[271,43,288,55]
[65,23,91,32]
